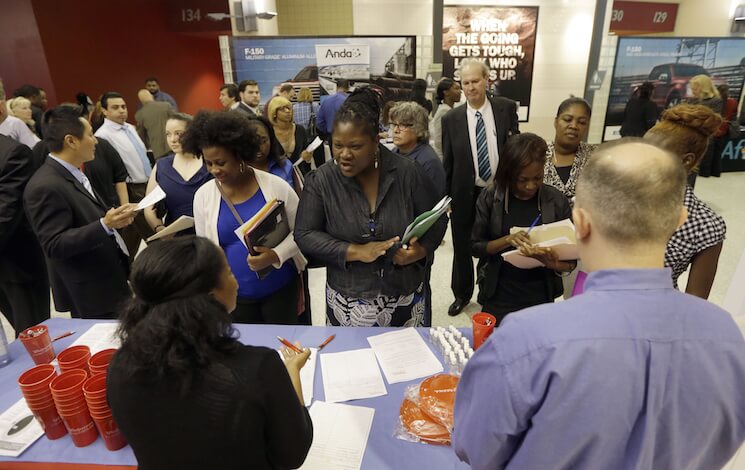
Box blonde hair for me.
[645,104,722,165]
[297,87,313,103]
[689,75,720,100]
[6,97,35,126]
[0,79,5,101]
[267,96,292,126]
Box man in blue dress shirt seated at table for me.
[452,138,745,470]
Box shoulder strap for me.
[215,180,244,225]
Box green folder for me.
[401,196,451,245]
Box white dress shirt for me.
[466,99,499,187]
[94,119,150,183]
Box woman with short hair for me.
[430,78,461,160]
[6,96,37,136]
[107,236,313,470]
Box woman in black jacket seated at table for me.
[107,237,312,470]
[471,133,575,326]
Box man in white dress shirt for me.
[94,91,154,258]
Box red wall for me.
[0,0,56,103]
[27,0,228,117]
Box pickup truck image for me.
[631,63,724,109]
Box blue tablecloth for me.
[0,318,470,469]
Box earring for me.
[239,161,245,174]
[374,158,379,169]
[374,149,380,169]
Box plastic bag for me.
[394,374,459,445]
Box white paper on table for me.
[299,401,374,470]
[70,322,120,354]
[320,349,387,403]
[0,399,44,457]
[277,348,317,406]
[135,185,166,211]
[366,328,443,384]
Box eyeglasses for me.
[391,122,413,130]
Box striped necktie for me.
[475,111,491,181]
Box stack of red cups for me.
[57,345,91,375]
[87,349,117,376]
[83,373,127,451]
[17,364,67,439]
[49,370,98,447]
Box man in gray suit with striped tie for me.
[441,59,519,316]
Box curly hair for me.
[389,101,429,143]
[645,104,722,162]
[246,116,287,166]
[181,110,259,163]
[115,236,240,394]
[333,87,382,139]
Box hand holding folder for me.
[232,199,291,279]
[401,195,452,247]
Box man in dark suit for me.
[442,59,519,316]
[0,134,49,333]
[24,106,136,319]
[235,80,261,117]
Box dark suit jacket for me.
[23,158,131,317]
[442,97,519,227]
[0,135,47,283]
[235,102,258,117]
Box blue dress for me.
[155,154,212,227]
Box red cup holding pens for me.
[19,325,56,365]
[472,312,497,350]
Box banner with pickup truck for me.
[603,37,745,142]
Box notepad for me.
[146,215,194,241]
[367,328,443,384]
[502,219,579,269]
[320,349,387,403]
[299,401,374,470]
[277,348,317,406]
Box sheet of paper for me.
[366,328,443,384]
[146,215,194,241]
[299,401,374,470]
[277,348,317,406]
[305,136,323,153]
[320,349,387,403]
[501,236,578,269]
[0,399,45,457]
[69,322,120,354]
[136,185,166,211]
[510,218,576,244]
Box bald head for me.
[138,89,154,104]
[575,138,686,245]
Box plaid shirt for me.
[292,102,319,130]
[665,186,726,287]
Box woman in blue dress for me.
[246,116,295,189]
[144,113,212,236]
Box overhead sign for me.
[315,44,371,94]
[610,1,678,34]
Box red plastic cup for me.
[50,370,88,397]
[88,349,116,376]
[23,394,56,409]
[19,325,56,364]
[18,364,57,392]
[59,409,98,447]
[92,414,127,451]
[83,373,107,397]
[57,346,91,374]
[472,312,497,350]
[30,404,68,440]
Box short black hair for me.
[336,79,350,90]
[144,77,159,84]
[279,83,294,93]
[43,106,86,153]
[13,84,41,100]
[238,80,258,93]
[246,116,287,166]
[333,87,381,139]
[181,110,259,164]
[100,91,124,110]
[494,133,548,193]
[436,78,455,103]
[556,97,592,118]
[220,83,239,100]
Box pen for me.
[526,213,542,234]
[276,336,303,354]
[52,331,76,342]
[317,334,336,350]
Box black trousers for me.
[451,186,483,301]
[698,136,723,178]
[232,276,299,324]
[0,279,50,336]
[121,183,155,261]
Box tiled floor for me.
[2,173,744,468]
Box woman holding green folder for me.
[295,89,448,327]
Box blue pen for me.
[526,213,542,234]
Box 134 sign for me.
[610,1,678,34]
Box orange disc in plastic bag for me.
[418,374,459,431]
[400,398,450,445]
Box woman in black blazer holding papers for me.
[294,89,447,327]
[471,133,574,325]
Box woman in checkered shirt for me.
[645,104,725,299]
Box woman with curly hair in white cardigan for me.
[185,110,306,324]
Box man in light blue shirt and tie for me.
[95,91,154,258]
[453,139,745,469]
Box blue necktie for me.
[475,111,491,181]
[123,126,152,176]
